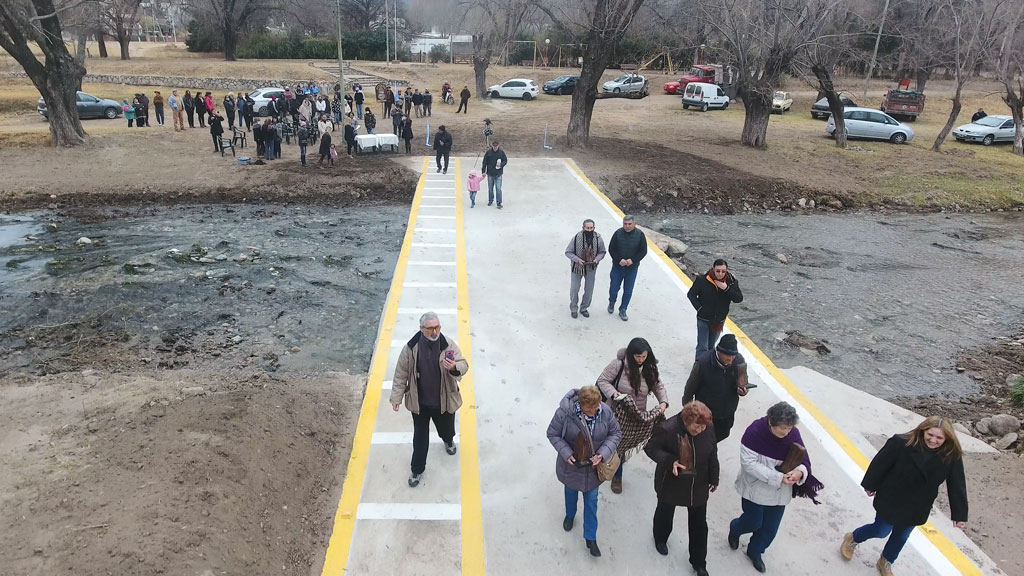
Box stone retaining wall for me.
[0,71,319,91]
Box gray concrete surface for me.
[335,157,1002,576]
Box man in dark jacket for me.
[687,258,743,357]
[423,89,433,116]
[971,108,986,122]
[481,141,508,208]
[607,215,647,321]
[297,121,309,167]
[457,85,471,114]
[433,125,453,173]
[354,88,365,119]
[681,334,749,442]
[412,89,424,117]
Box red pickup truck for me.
[664,65,722,94]
[880,89,925,121]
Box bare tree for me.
[98,0,141,59]
[190,0,281,60]
[536,0,649,148]
[459,0,532,101]
[0,0,88,146]
[931,0,1002,152]
[993,0,1024,154]
[701,0,839,148]
[794,2,858,149]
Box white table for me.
[355,133,400,153]
[355,134,379,152]
[375,133,399,152]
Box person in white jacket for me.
[727,402,824,573]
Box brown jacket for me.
[596,348,668,411]
[389,332,469,414]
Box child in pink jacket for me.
[466,170,487,208]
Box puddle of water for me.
[0,215,46,282]
[0,204,408,376]
[653,212,1024,399]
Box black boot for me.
[586,539,601,557]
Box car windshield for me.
[614,75,631,82]
[974,116,1005,127]
[774,92,786,99]
[689,68,703,75]
[554,76,571,81]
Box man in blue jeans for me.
[481,141,508,209]
[607,215,648,321]
[687,258,743,358]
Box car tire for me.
[522,93,533,101]
[982,134,994,146]
[890,132,907,144]
[722,101,729,110]
[491,90,500,98]
[613,87,621,93]
[682,103,689,110]
[104,107,118,119]
[701,102,709,112]
[258,106,268,116]
[557,87,564,95]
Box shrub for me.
[185,19,223,52]
[1011,376,1024,409]
[428,44,450,64]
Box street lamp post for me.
[335,0,345,90]
[544,38,550,67]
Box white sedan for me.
[602,74,647,94]
[953,115,1017,146]
[487,79,540,101]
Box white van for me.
[681,82,729,111]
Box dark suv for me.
[811,96,856,119]
[543,75,579,95]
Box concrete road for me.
[319,156,1002,576]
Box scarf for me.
[573,400,600,433]
[706,270,733,290]
[741,417,824,504]
[612,395,663,462]
[570,230,598,275]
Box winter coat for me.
[687,270,743,323]
[122,105,135,120]
[466,173,487,192]
[208,114,224,136]
[460,88,472,101]
[319,132,332,155]
[682,349,747,424]
[392,109,404,126]
[204,96,214,112]
[365,111,376,131]
[412,92,424,105]
[735,439,809,507]
[389,332,469,414]
[344,124,356,144]
[547,389,622,494]
[862,434,968,527]
[401,122,414,140]
[168,95,181,111]
[297,126,309,146]
[183,95,194,111]
[354,90,364,105]
[223,97,235,113]
[596,348,668,411]
[433,130,452,152]
[153,94,164,108]
[645,414,719,507]
[608,227,648,267]
[482,148,508,177]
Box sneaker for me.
[408,473,422,487]
[607,303,615,314]
[471,203,475,208]
[695,568,710,576]
[436,168,441,173]
[487,201,493,206]
[876,556,894,576]
[619,310,629,321]
[497,205,502,210]
[580,310,589,318]
[445,441,457,455]
[841,532,858,561]
[443,169,447,174]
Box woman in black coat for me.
[317,131,332,167]
[840,416,968,576]
[401,117,414,153]
[208,110,224,152]
[183,91,195,128]
[645,401,718,576]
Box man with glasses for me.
[686,258,743,357]
[607,215,648,322]
[565,219,606,319]
[481,141,508,209]
[390,312,470,487]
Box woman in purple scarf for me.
[727,402,823,573]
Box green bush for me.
[428,44,450,64]
[237,29,394,60]
[1011,376,1024,409]
[185,19,223,52]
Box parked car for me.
[488,79,540,100]
[826,107,914,144]
[602,73,647,94]
[880,89,925,121]
[664,64,729,94]
[248,87,285,116]
[811,96,856,119]
[37,91,121,120]
[543,75,579,95]
[772,91,793,114]
[952,115,1017,146]
[681,82,729,111]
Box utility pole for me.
[335,0,345,90]
[862,0,891,99]
[385,0,390,65]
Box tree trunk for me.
[223,25,238,61]
[96,30,108,58]
[931,85,963,152]
[1008,92,1024,155]
[739,89,772,148]
[75,31,88,63]
[117,34,130,60]
[473,56,489,100]
[915,68,930,92]
[813,63,847,149]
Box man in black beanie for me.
[682,333,749,442]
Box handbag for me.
[580,415,621,483]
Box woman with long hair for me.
[840,416,968,576]
[596,336,669,494]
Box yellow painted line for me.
[319,157,430,576]
[563,157,983,576]
[455,157,486,575]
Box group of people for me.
[388,215,970,576]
